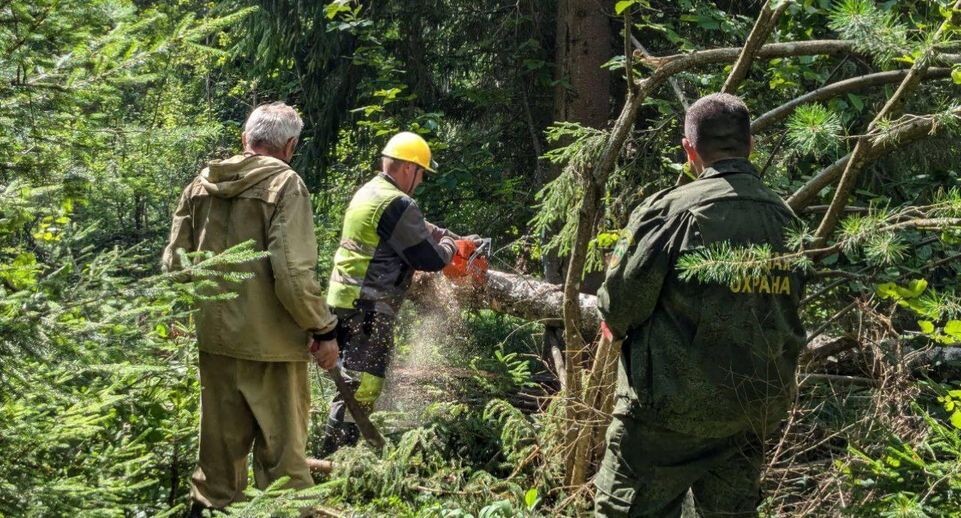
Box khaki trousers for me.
[190,352,313,509]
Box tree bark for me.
[551,0,612,139]
[543,0,613,387]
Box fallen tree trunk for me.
[408,269,601,339]
[410,270,961,374]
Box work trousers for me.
[190,352,313,509]
[320,308,394,455]
[594,401,765,518]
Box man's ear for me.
[682,137,698,164]
[285,137,298,160]
[241,132,248,149]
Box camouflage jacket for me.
[598,158,806,437]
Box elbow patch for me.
[402,240,447,272]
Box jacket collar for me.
[377,171,397,185]
[699,158,759,180]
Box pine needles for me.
[829,0,911,66]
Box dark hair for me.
[684,93,751,163]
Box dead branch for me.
[642,40,856,73]
[723,0,790,94]
[631,35,688,110]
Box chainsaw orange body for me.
[443,239,489,285]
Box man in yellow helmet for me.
[320,131,483,455]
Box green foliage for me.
[786,103,844,158]
[676,242,812,285]
[829,0,910,66]
[530,122,611,270]
[3,0,961,515]
[841,400,961,515]
[221,478,331,517]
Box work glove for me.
[309,335,340,370]
[462,234,486,247]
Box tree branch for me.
[813,2,961,241]
[787,106,961,211]
[752,68,953,134]
[642,40,856,75]
[722,0,789,94]
[631,35,687,110]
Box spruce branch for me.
[828,0,910,66]
[751,68,954,134]
[785,103,843,158]
[788,105,961,211]
[813,0,961,242]
[678,197,961,285]
[676,242,813,285]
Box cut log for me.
[408,269,602,340]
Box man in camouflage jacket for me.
[594,94,806,517]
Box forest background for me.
[3,0,961,516]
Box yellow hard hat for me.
[381,131,437,173]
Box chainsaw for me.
[443,237,490,285]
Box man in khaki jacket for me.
[162,102,339,513]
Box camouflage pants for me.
[594,403,764,518]
[319,308,394,456]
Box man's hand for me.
[310,338,340,370]
[600,321,615,342]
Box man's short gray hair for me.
[243,102,304,152]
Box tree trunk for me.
[542,0,613,381]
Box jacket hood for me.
[200,154,291,198]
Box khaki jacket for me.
[163,154,337,362]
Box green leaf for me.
[918,320,935,334]
[897,279,928,299]
[615,1,637,14]
[847,93,864,111]
[875,282,900,299]
[945,320,961,338]
[324,0,352,20]
[524,488,539,509]
[953,67,961,85]
[951,410,961,429]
